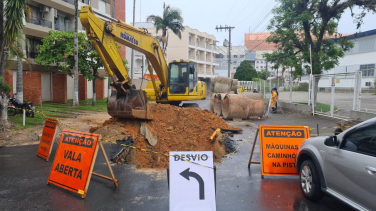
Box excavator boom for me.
[80,6,170,119]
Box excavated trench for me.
[90,103,241,169]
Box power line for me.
[220,0,238,25]
[225,1,278,50]
[230,0,254,23]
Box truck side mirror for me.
[324,135,338,147]
[189,66,195,74]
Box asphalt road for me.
[0,99,356,211]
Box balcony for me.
[26,18,52,28]
[55,23,73,32]
[62,0,74,5]
[27,52,39,59]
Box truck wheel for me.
[300,160,324,201]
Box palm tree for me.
[146,3,185,53]
[0,0,29,126]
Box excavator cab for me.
[168,61,197,95]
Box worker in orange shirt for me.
[270,87,278,113]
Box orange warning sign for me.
[47,130,100,197]
[37,118,58,161]
[259,125,310,176]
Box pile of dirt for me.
[90,103,241,169]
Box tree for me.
[0,0,29,126]
[146,2,185,53]
[257,69,268,80]
[234,61,257,81]
[265,0,375,105]
[35,31,129,105]
[0,0,4,81]
[73,0,79,106]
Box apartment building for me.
[3,0,125,103]
[244,32,289,78]
[214,45,247,77]
[126,23,219,81]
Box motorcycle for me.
[7,94,36,118]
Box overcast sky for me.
[126,0,376,47]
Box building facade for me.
[300,29,376,90]
[214,45,247,77]
[244,32,290,79]
[126,24,219,80]
[3,0,125,103]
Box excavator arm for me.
[80,6,169,119]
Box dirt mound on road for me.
[90,103,240,169]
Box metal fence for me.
[310,72,361,119]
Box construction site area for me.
[0,88,361,210]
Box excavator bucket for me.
[107,89,153,120]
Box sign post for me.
[47,130,118,198]
[37,118,59,161]
[248,125,310,177]
[169,151,216,211]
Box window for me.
[234,55,238,58]
[366,82,372,86]
[98,0,106,13]
[360,64,375,77]
[341,123,376,157]
[240,55,244,58]
[256,66,259,68]
[169,63,188,94]
[233,67,237,69]
[257,61,259,64]
[234,61,237,64]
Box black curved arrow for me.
[180,168,205,200]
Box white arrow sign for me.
[169,151,216,211]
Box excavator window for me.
[169,62,188,94]
[188,64,197,93]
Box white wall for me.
[87,79,93,99]
[12,70,16,94]
[67,75,74,100]
[104,77,108,98]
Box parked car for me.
[296,118,376,211]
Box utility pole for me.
[216,25,235,78]
[131,0,136,82]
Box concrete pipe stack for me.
[212,76,232,93]
[222,94,265,120]
[231,79,238,92]
[210,77,265,119]
[213,93,227,116]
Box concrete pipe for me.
[210,77,216,92]
[231,79,238,92]
[247,99,265,119]
[222,94,265,120]
[213,76,232,93]
[210,93,216,112]
[213,94,222,116]
[239,92,263,100]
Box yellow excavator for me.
[80,6,206,120]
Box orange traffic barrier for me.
[37,118,58,161]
